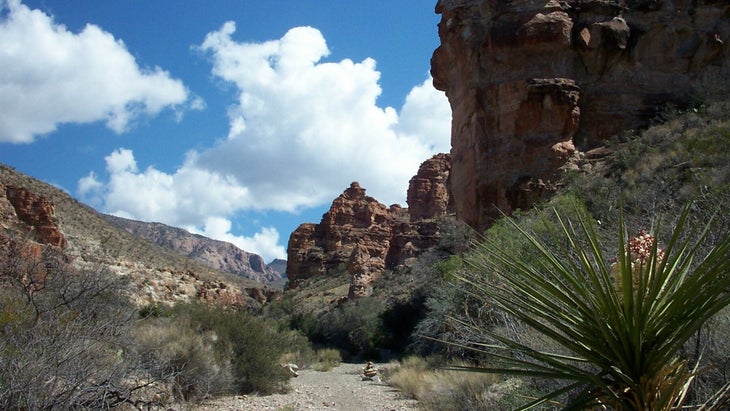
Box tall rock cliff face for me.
[432,0,730,231]
[287,154,453,298]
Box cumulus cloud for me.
[79,23,451,261]
[0,0,193,143]
[193,22,450,208]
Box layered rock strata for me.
[287,154,453,298]
[432,0,730,231]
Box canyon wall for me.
[432,0,729,231]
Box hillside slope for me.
[0,163,274,308]
[104,214,286,288]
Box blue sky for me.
[0,0,451,263]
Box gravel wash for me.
[196,362,419,411]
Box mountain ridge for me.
[103,214,287,288]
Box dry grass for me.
[312,348,342,371]
[386,356,523,411]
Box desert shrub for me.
[0,238,145,410]
[169,302,293,395]
[135,317,232,401]
[312,348,342,371]
[277,328,316,369]
[387,356,522,411]
[411,196,589,359]
[137,301,168,319]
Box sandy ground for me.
[195,362,419,411]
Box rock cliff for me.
[431,0,730,231]
[286,154,453,298]
[3,184,67,248]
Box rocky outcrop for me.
[287,154,453,298]
[407,152,453,221]
[432,0,730,231]
[104,215,286,288]
[287,182,399,298]
[3,184,67,248]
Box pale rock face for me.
[432,0,730,231]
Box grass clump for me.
[386,356,522,411]
[312,348,342,371]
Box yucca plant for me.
[452,206,730,410]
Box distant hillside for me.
[0,163,275,308]
[104,214,287,288]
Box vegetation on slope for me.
[403,102,730,410]
[0,164,264,294]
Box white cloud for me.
[0,0,191,143]
[79,24,451,262]
[77,171,104,207]
[397,77,453,150]
[193,22,451,209]
[79,148,251,227]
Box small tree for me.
[454,206,730,410]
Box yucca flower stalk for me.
[454,206,730,410]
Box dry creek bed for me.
[195,362,419,411]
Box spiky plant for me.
[454,206,730,410]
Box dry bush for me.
[312,348,342,371]
[134,318,232,402]
[387,356,522,411]
[0,238,154,410]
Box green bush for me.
[277,328,316,369]
[317,297,386,358]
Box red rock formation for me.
[432,0,730,231]
[196,280,246,307]
[287,182,399,297]
[407,153,453,221]
[287,154,454,298]
[4,184,67,248]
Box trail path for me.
[196,362,419,411]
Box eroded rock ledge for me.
[432,0,729,231]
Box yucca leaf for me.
[451,203,729,410]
